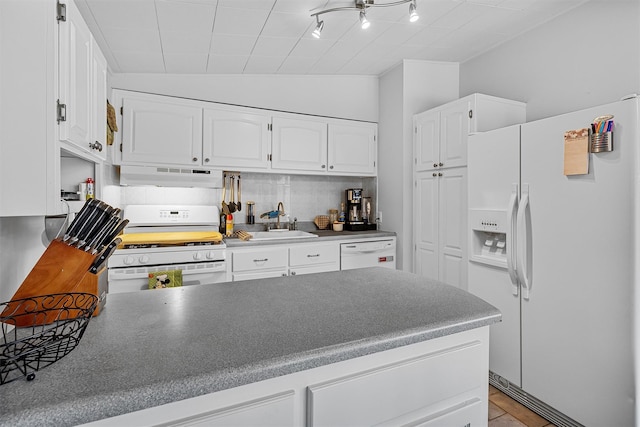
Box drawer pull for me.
[253,258,268,263]
[307,254,320,258]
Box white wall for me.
[460,0,640,121]
[378,60,459,272]
[111,74,379,123]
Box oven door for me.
[108,261,229,294]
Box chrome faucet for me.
[276,202,285,229]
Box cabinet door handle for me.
[307,254,320,258]
[253,258,268,263]
[438,172,443,176]
[439,162,443,166]
[433,163,438,168]
[204,158,210,163]
[192,157,198,162]
[432,173,437,177]
[321,164,326,169]
[291,271,296,275]
[329,165,334,169]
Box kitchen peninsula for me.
[0,268,500,426]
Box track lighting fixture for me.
[310,0,420,38]
[359,10,370,29]
[409,0,419,22]
[312,16,324,38]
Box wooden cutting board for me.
[118,231,223,247]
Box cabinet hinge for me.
[56,99,66,123]
[267,123,272,131]
[267,154,272,162]
[468,109,473,119]
[56,1,66,22]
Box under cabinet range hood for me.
[119,165,223,188]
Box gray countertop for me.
[0,268,500,426]
[223,228,396,247]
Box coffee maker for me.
[345,189,375,231]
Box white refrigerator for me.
[467,97,637,426]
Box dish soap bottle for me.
[339,202,346,223]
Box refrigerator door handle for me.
[517,185,531,299]
[506,184,519,295]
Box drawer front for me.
[289,243,339,267]
[307,341,483,426]
[233,248,288,272]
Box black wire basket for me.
[0,293,98,385]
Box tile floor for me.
[489,385,555,427]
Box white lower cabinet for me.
[82,327,489,427]
[231,242,340,281]
[289,242,339,276]
[232,247,289,282]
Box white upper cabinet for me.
[90,39,108,161]
[58,0,107,161]
[328,122,377,175]
[271,116,327,172]
[414,94,526,172]
[121,95,203,166]
[113,90,378,177]
[203,107,271,170]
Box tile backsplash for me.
[113,172,376,226]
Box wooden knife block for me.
[2,239,98,325]
[74,267,108,316]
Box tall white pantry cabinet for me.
[0,0,107,217]
[413,94,526,290]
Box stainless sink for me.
[248,230,318,240]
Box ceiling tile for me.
[277,56,318,74]
[405,26,451,45]
[84,0,158,30]
[113,50,166,72]
[156,0,216,32]
[100,27,162,52]
[274,0,324,15]
[243,55,286,74]
[210,34,257,55]
[217,0,276,10]
[252,36,300,56]
[207,55,249,73]
[213,6,271,35]
[375,20,427,45]
[288,37,336,58]
[261,11,313,38]
[431,2,494,29]
[164,53,209,73]
[161,31,212,53]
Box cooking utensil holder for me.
[590,131,613,153]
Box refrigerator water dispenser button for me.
[485,239,494,246]
[496,240,506,249]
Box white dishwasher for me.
[340,238,396,270]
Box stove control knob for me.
[193,252,204,261]
[139,255,150,264]
[123,256,135,265]
[206,251,216,259]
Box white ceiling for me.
[76,0,588,76]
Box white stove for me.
[107,205,229,294]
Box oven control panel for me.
[123,205,219,227]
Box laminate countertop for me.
[0,268,500,426]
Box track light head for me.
[409,1,419,22]
[312,18,324,38]
[359,10,370,29]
